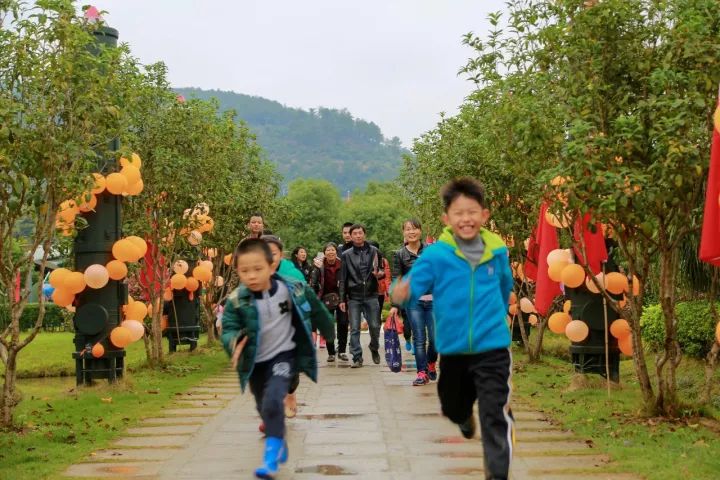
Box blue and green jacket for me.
[402,227,513,354]
[221,274,334,391]
[278,258,307,283]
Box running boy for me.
[392,177,514,480]
[222,239,335,479]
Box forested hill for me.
[175,88,409,193]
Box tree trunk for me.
[655,248,681,416]
[203,304,217,346]
[1,349,19,427]
[700,342,720,405]
[530,318,547,363]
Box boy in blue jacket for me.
[222,239,335,479]
[392,177,514,480]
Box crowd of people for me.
[220,178,515,480]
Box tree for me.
[276,179,342,255]
[0,1,131,426]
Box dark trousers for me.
[332,306,349,354]
[249,350,296,439]
[438,348,514,480]
[348,297,380,362]
[400,308,412,343]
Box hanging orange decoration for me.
[77,193,97,213]
[192,266,212,283]
[528,314,538,326]
[91,173,106,194]
[224,254,232,266]
[605,272,629,295]
[65,271,87,294]
[51,288,74,307]
[187,230,202,246]
[84,264,110,289]
[126,179,144,196]
[112,239,141,263]
[610,319,631,339]
[171,273,188,290]
[186,276,200,292]
[58,200,79,224]
[121,320,145,342]
[106,260,128,280]
[546,248,571,265]
[586,273,604,293]
[126,236,148,257]
[110,326,132,348]
[618,335,633,356]
[125,301,148,320]
[173,260,189,275]
[91,343,105,358]
[548,312,571,334]
[565,320,589,342]
[120,165,141,185]
[548,261,570,282]
[519,297,536,314]
[163,288,173,301]
[105,173,128,195]
[199,260,214,272]
[561,264,585,288]
[49,268,72,288]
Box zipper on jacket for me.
[468,264,475,351]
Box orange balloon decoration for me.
[565,320,589,342]
[192,266,212,283]
[171,273,188,290]
[49,268,71,288]
[207,248,218,258]
[632,276,641,296]
[51,288,74,307]
[509,304,519,316]
[125,301,148,320]
[528,314,538,326]
[173,260,189,275]
[715,321,720,345]
[91,343,105,358]
[112,239,141,263]
[509,292,517,305]
[618,335,633,356]
[215,276,224,287]
[563,300,572,313]
[605,272,629,295]
[186,276,200,292]
[110,326,132,348]
[199,260,214,272]
[106,260,128,280]
[187,230,202,246]
[77,193,97,213]
[126,236,148,257]
[91,173,106,194]
[121,320,145,342]
[548,261,569,282]
[84,264,109,289]
[548,312,571,334]
[65,272,87,294]
[126,179,144,196]
[163,288,173,302]
[585,273,604,293]
[610,319,632,339]
[546,248,571,265]
[105,173,128,195]
[58,200,79,224]
[560,264,585,288]
[120,153,142,169]
[120,165,141,185]
[224,254,232,266]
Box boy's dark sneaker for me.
[327,355,335,363]
[371,350,381,364]
[459,416,476,439]
[427,362,437,381]
[351,360,363,368]
[338,353,349,361]
[412,372,429,386]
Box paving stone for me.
[171,399,227,407]
[86,448,178,462]
[114,435,191,448]
[160,407,221,416]
[125,424,200,435]
[140,417,204,426]
[64,461,163,477]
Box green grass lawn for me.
[0,341,230,480]
[1,331,209,378]
[513,333,720,480]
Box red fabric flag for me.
[700,95,720,266]
[525,203,562,316]
[138,239,165,301]
[572,213,608,275]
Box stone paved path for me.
[63,339,641,479]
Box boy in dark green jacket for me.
[222,239,334,479]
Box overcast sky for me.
[99,0,507,147]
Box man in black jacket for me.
[339,224,384,367]
[337,222,354,255]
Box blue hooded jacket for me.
[403,227,513,354]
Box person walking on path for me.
[337,222,354,255]
[390,219,438,386]
[339,224,384,368]
[368,241,391,314]
[246,212,266,240]
[290,246,314,282]
[392,178,515,480]
[221,239,335,479]
[311,242,349,361]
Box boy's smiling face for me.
[236,251,273,292]
[442,194,489,241]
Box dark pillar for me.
[72,25,127,385]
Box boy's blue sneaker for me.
[254,436,287,479]
[405,340,413,352]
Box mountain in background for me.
[175,88,409,193]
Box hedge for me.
[640,301,718,358]
[0,303,69,331]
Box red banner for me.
[700,94,720,266]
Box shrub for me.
[640,301,718,358]
[0,303,69,331]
